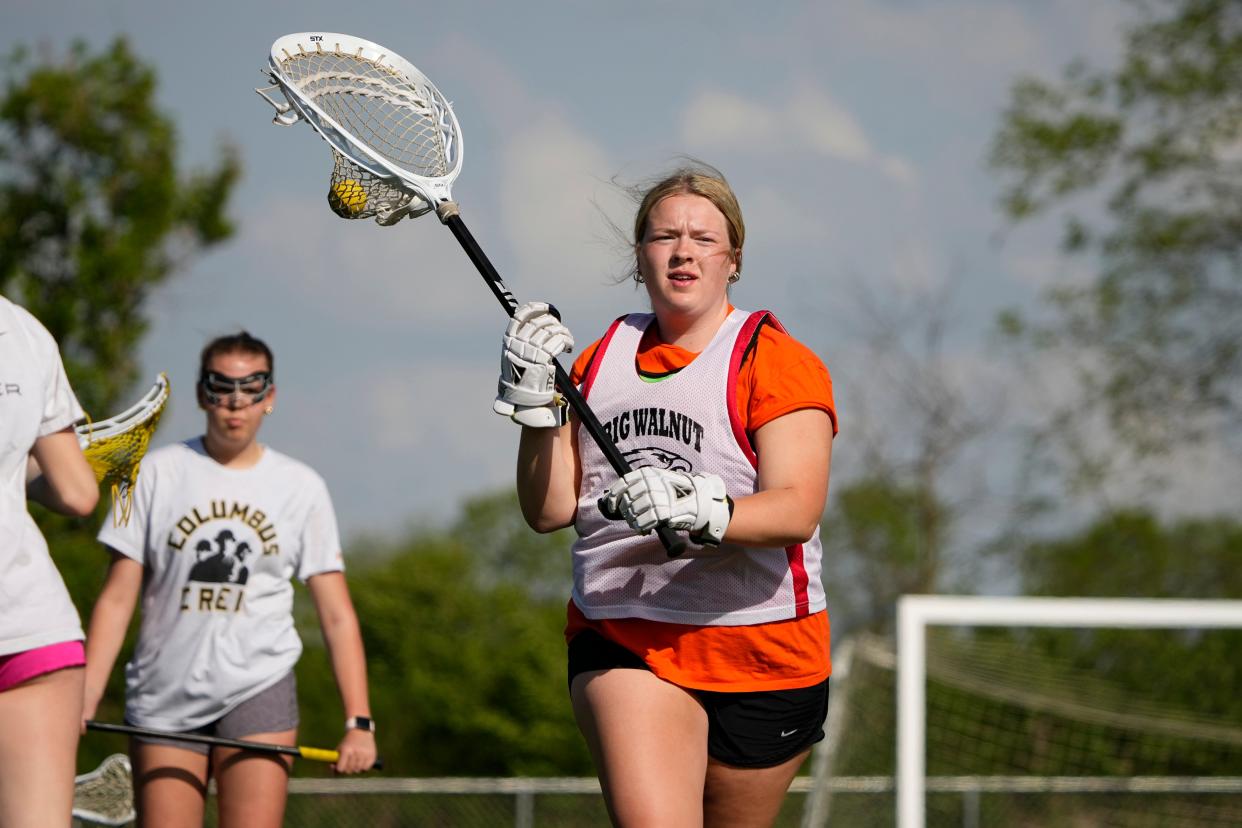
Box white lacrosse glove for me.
[598,468,734,546]
[494,301,575,428]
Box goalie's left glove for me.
[598,467,734,546]
[494,301,575,428]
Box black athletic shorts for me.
[568,629,830,768]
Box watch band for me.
[345,715,375,733]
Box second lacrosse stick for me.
[86,721,383,770]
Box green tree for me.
[1017,509,1242,723]
[1,37,239,414]
[818,279,1007,637]
[990,0,1242,455]
[822,476,946,635]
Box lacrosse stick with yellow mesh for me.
[76,373,169,526]
[255,33,685,556]
[72,753,134,826]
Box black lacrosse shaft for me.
[442,211,687,557]
[85,721,384,770]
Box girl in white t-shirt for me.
[0,295,100,827]
[83,332,376,828]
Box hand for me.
[333,727,378,774]
[494,301,575,428]
[598,467,733,545]
[81,687,102,734]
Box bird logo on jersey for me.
[621,446,692,473]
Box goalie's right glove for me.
[494,301,575,428]
[598,467,734,546]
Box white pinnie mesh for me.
[327,149,428,221]
[273,41,455,180]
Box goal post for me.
[896,595,1242,828]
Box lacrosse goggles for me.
[200,370,274,408]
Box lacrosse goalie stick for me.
[76,373,170,527]
[85,720,384,770]
[256,32,686,556]
[73,753,134,826]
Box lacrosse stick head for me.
[259,32,464,226]
[76,373,170,526]
[72,753,135,826]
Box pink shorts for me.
[0,641,85,692]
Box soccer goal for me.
[895,595,1242,828]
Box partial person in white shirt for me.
[0,295,99,828]
[83,331,376,828]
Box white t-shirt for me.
[0,296,87,655]
[98,438,344,730]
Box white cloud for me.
[499,113,630,303]
[788,87,870,162]
[679,86,916,186]
[1004,246,1098,291]
[681,91,780,150]
[1002,347,1242,520]
[824,0,1131,94]
[1006,253,1064,290]
[362,359,508,460]
[745,185,838,246]
[837,0,1041,68]
[889,241,942,293]
[879,157,917,188]
[246,195,478,328]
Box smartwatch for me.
[345,716,376,733]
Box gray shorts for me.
[131,671,299,755]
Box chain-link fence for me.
[75,776,820,827]
[75,771,1242,826]
[275,777,815,827]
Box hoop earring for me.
[634,270,645,284]
[728,271,741,284]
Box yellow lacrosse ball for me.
[328,179,368,218]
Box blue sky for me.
[9,1,1235,543]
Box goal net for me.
[810,597,1242,827]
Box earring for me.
[264,407,273,416]
[728,271,741,284]
[634,270,645,284]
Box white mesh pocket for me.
[327,150,430,222]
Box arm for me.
[306,571,377,773]
[82,551,143,723]
[27,428,98,517]
[726,408,833,547]
[515,421,580,532]
[496,301,581,532]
